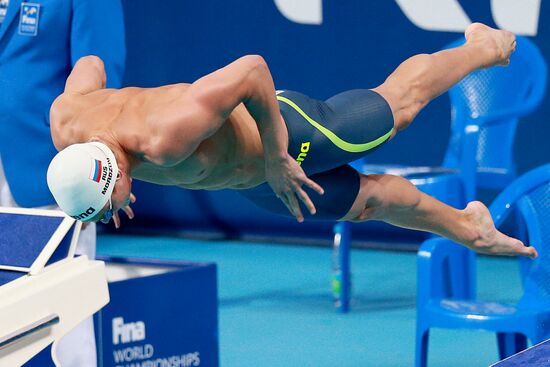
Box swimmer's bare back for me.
[51,83,265,189]
[50,55,324,221]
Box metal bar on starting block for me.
[0,314,59,350]
[0,256,109,366]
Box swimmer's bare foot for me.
[465,23,516,67]
[462,201,538,259]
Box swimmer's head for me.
[47,142,124,222]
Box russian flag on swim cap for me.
[89,159,102,182]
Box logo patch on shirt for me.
[0,0,9,25]
[19,2,40,36]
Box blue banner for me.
[95,259,219,367]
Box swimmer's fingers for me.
[283,173,322,220]
[111,207,133,230]
[295,186,316,216]
[285,191,304,222]
[300,176,324,196]
[113,211,121,229]
[266,154,321,221]
[277,191,302,222]
[116,193,136,222]
[122,205,134,220]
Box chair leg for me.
[497,332,528,360]
[449,249,475,300]
[415,327,430,367]
[333,222,351,313]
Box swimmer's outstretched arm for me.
[50,56,108,150]
[157,55,324,221]
[64,56,106,95]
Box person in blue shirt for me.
[0,0,125,365]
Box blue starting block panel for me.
[95,256,219,367]
[491,339,550,366]
[0,207,80,285]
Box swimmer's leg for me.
[340,173,538,259]
[372,23,516,135]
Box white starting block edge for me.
[0,255,109,367]
[0,207,81,275]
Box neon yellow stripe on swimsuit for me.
[277,96,393,153]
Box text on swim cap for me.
[101,157,113,195]
[72,207,96,220]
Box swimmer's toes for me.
[506,237,537,259]
[520,243,538,259]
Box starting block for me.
[0,207,109,366]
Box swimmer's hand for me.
[113,193,137,229]
[265,154,324,222]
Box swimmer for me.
[46,23,537,259]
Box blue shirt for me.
[0,0,125,207]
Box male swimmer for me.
[46,23,537,259]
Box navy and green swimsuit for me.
[239,89,394,220]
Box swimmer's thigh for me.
[277,89,394,175]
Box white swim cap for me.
[47,142,119,222]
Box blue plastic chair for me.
[416,163,550,367]
[332,36,547,313]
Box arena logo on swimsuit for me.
[296,142,311,165]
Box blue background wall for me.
[121,0,549,173]
[115,1,549,239]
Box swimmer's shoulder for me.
[50,92,84,129]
